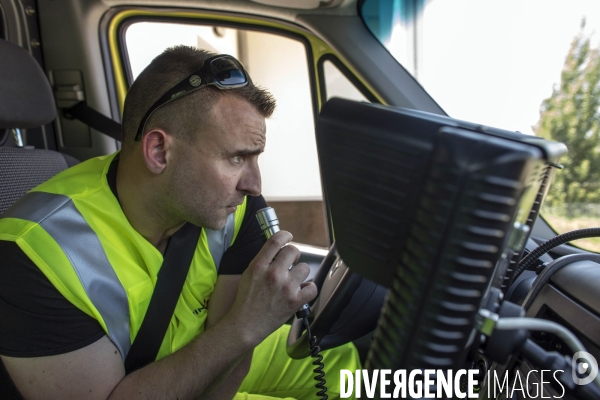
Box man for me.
[0,46,359,399]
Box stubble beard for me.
[188,198,230,231]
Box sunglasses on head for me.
[135,54,250,141]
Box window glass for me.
[360,0,600,251]
[322,60,368,103]
[126,24,240,79]
[125,22,326,246]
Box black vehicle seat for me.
[0,38,78,215]
[0,38,79,399]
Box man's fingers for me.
[273,245,300,271]
[247,231,317,314]
[288,262,310,282]
[298,281,318,304]
[255,230,293,267]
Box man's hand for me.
[191,230,318,400]
[227,230,318,345]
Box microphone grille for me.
[256,207,279,232]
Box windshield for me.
[360,0,600,251]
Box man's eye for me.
[232,156,243,164]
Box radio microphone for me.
[256,207,311,319]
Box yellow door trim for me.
[106,8,385,113]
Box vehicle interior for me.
[1,0,600,399]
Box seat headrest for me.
[0,39,56,129]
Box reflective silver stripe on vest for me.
[205,213,235,270]
[3,191,131,361]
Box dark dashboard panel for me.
[550,261,600,316]
[485,260,600,399]
[528,259,600,359]
[518,279,599,398]
[528,284,600,358]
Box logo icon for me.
[189,75,202,87]
[572,351,598,385]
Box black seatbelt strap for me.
[63,101,122,142]
[124,222,201,374]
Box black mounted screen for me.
[316,97,567,372]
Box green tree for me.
[535,20,600,214]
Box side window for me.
[124,22,327,246]
[322,59,369,103]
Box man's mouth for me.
[227,202,243,211]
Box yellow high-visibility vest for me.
[0,152,247,360]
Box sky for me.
[411,0,600,135]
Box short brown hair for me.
[121,46,276,151]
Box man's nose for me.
[238,163,261,196]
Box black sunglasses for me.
[135,54,249,141]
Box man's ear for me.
[141,129,172,174]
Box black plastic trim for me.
[527,284,600,357]
[0,3,6,39]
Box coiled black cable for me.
[303,317,327,400]
[512,227,600,283]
